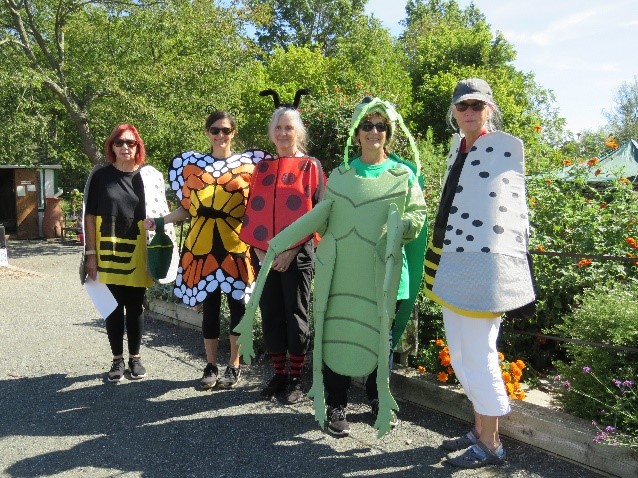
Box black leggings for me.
[253,242,314,356]
[202,288,246,340]
[105,285,145,357]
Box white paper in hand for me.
[83,272,117,318]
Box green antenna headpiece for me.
[344,97,420,177]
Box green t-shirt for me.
[349,154,420,300]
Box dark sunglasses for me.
[455,101,487,112]
[208,126,233,135]
[113,139,138,148]
[360,121,388,133]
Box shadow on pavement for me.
[1,373,455,478]
[6,239,82,259]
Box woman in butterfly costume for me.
[146,110,271,389]
[235,97,427,437]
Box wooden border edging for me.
[391,368,638,478]
[147,299,637,477]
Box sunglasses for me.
[455,101,487,112]
[208,126,233,135]
[360,121,388,133]
[113,139,138,148]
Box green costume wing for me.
[393,165,428,346]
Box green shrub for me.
[552,283,638,447]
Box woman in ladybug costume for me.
[239,90,326,404]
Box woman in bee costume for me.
[84,124,178,383]
[235,97,427,437]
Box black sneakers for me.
[128,357,147,379]
[285,377,303,404]
[327,405,350,437]
[107,358,126,382]
[201,363,219,389]
[218,365,242,388]
[260,374,288,399]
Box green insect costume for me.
[235,98,427,437]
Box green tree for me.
[0,0,265,192]
[400,0,566,173]
[242,0,367,55]
[604,76,638,144]
[1,0,107,164]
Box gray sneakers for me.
[447,440,506,468]
[441,429,478,451]
[201,363,219,389]
[327,406,350,437]
[128,357,147,379]
[107,358,126,382]
[218,365,242,388]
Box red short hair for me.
[104,124,146,165]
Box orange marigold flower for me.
[534,124,542,132]
[435,339,445,347]
[587,157,599,167]
[447,367,454,374]
[497,352,505,362]
[529,197,537,207]
[417,365,426,374]
[536,245,545,252]
[440,357,451,367]
[626,237,637,247]
[502,372,512,383]
[605,137,619,149]
[437,372,449,382]
[577,258,592,267]
[594,168,603,176]
[600,203,608,209]
[620,177,631,185]
[515,360,526,370]
[563,159,573,166]
[509,363,519,374]
[505,382,514,394]
[515,390,527,400]
[545,179,553,184]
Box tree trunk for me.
[44,79,103,165]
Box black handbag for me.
[504,252,537,319]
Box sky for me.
[365,0,638,134]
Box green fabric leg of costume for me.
[235,167,409,437]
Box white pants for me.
[442,308,511,417]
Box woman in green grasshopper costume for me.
[235,97,427,437]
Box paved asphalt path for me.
[0,239,603,478]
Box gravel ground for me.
[0,239,604,478]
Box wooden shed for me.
[0,165,63,239]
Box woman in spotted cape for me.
[424,78,534,469]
